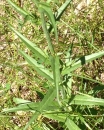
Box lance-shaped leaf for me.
[9,25,47,61]
[55,0,72,21]
[44,113,66,122]
[19,50,53,82]
[24,112,40,130]
[51,56,61,105]
[13,97,31,104]
[65,118,81,130]
[79,115,92,130]
[6,0,29,17]
[40,12,55,54]
[2,101,59,112]
[48,0,72,33]
[38,87,57,112]
[21,87,57,129]
[39,2,58,43]
[2,102,40,112]
[6,0,39,25]
[69,94,104,106]
[62,51,104,75]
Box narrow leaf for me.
[2,101,59,112]
[19,50,53,82]
[38,87,56,112]
[7,0,39,25]
[6,0,29,17]
[39,2,58,43]
[24,112,40,130]
[40,12,55,54]
[44,113,66,122]
[72,74,104,85]
[9,25,47,61]
[13,98,31,104]
[65,118,81,130]
[2,102,40,112]
[51,56,61,105]
[62,51,104,75]
[69,94,104,106]
[55,0,72,21]
[79,115,92,130]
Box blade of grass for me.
[38,87,57,112]
[2,101,59,112]
[55,0,72,21]
[19,50,53,82]
[48,0,72,33]
[9,25,47,61]
[40,12,55,54]
[72,74,104,85]
[61,19,84,38]
[21,87,57,129]
[39,2,58,43]
[65,118,81,130]
[24,112,40,130]
[6,0,29,17]
[32,1,58,51]
[62,51,104,75]
[79,115,92,130]
[6,0,38,25]
[69,94,104,106]
[2,102,40,112]
[13,98,31,104]
[44,113,66,122]
[51,56,61,105]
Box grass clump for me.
[0,0,104,129]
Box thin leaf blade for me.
[39,2,58,43]
[38,87,57,112]
[51,56,61,105]
[24,112,40,130]
[6,0,29,16]
[69,94,104,106]
[62,51,104,75]
[9,25,47,61]
[65,118,81,130]
[19,50,53,82]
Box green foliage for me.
[1,0,104,129]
